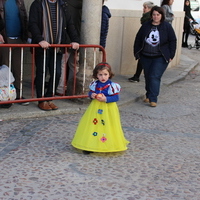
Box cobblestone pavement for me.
[1,66,200,200]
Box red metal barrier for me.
[0,44,106,105]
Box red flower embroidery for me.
[93,118,98,125]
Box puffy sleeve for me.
[106,82,121,103]
[88,81,97,98]
[89,81,97,91]
[108,82,121,95]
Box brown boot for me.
[38,101,52,111]
[48,101,58,110]
[143,98,150,103]
[150,102,157,107]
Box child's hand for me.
[91,93,97,99]
[96,93,106,102]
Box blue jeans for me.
[140,55,168,103]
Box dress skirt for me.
[71,99,129,152]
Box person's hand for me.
[91,93,97,99]
[0,34,5,44]
[96,93,106,102]
[71,42,79,50]
[39,40,51,49]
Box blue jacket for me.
[100,5,111,48]
[134,20,177,63]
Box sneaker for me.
[16,97,29,106]
[128,76,140,82]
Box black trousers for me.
[35,48,62,102]
[134,59,143,78]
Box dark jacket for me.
[140,11,151,25]
[66,0,82,9]
[134,20,177,63]
[28,0,79,45]
[0,15,4,32]
[183,4,195,30]
[0,0,28,43]
[65,0,82,42]
[100,5,111,48]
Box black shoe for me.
[128,76,140,82]
[0,103,12,108]
[16,97,29,106]
[83,150,93,154]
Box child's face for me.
[97,69,110,83]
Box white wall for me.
[105,0,184,12]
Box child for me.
[71,62,129,153]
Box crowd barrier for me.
[0,44,106,105]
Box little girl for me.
[71,62,129,153]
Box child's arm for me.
[88,90,97,99]
[88,81,97,99]
[105,94,119,102]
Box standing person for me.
[161,0,174,24]
[134,6,177,107]
[128,1,154,83]
[0,0,29,106]
[56,0,82,96]
[100,0,111,49]
[182,0,195,47]
[28,0,79,111]
[71,62,129,154]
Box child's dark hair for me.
[93,62,114,79]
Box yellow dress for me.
[71,80,130,152]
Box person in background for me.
[29,0,79,111]
[56,0,82,96]
[71,62,129,154]
[100,0,111,49]
[161,0,174,24]
[0,0,29,106]
[128,1,154,83]
[134,6,177,107]
[182,0,195,48]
